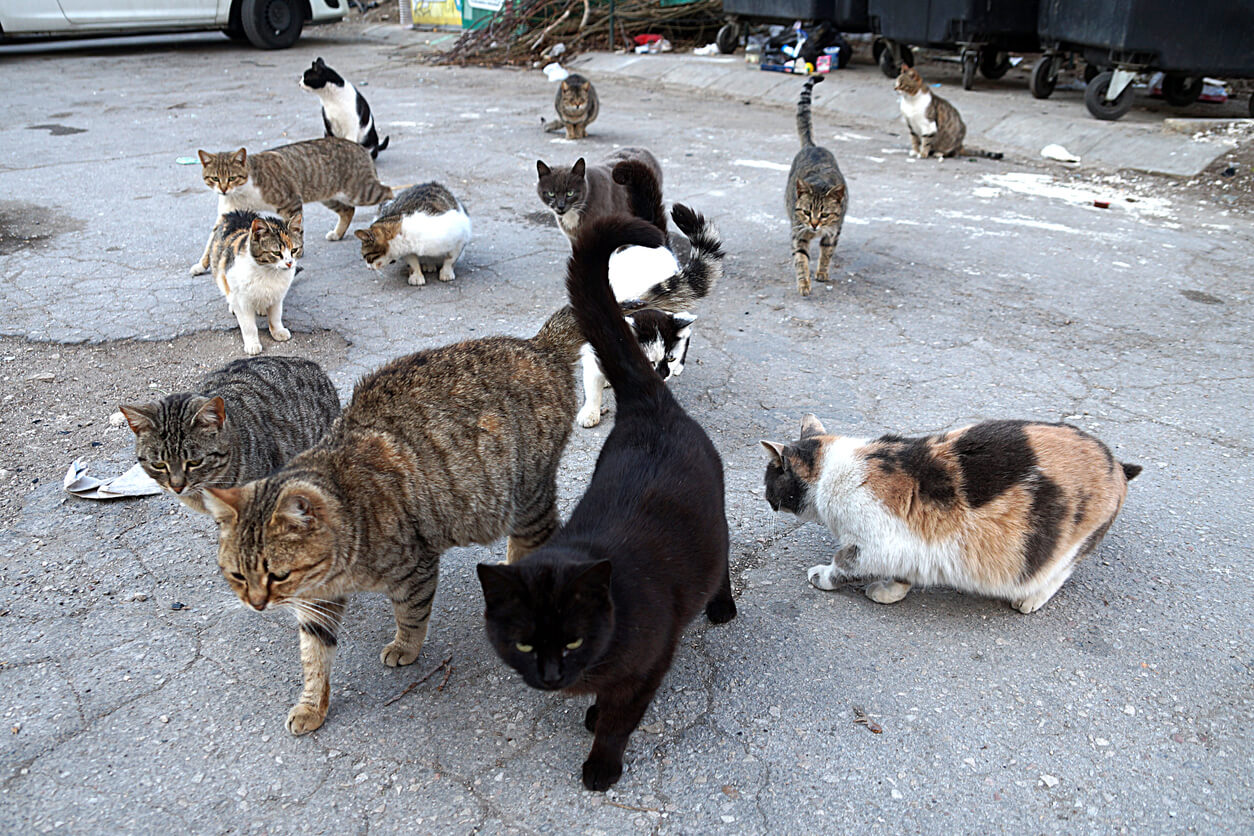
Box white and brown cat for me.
[762,415,1139,613]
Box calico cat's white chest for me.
[898,91,937,136]
[225,259,294,314]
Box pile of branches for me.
[439,0,723,67]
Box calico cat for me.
[762,416,1140,613]
[300,57,390,159]
[191,138,393,269]
[354,182,471,286]
[119,356,340,514]
[543,73,599,139]
[894,64,1003,160]
[203,210,299,355]
[200,205,721,735]
[536,147,661,245]
[477,215,736,792]
[787,75,848,297]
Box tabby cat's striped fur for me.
[545,73,599,139]
[207,210,298,355]
[119,357,340,514]
[202,205,723,736]
[786,76,848,297]
[191,138,392,269]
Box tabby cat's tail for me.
[612,160,668,242]
[567,217,669,406]
[628,204,723,313]
[796,75,824,149]
[959,146,1004,160]
[1121,462,1142,481]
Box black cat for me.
[477,211,736,792]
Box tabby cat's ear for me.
[118,403,157,435]
[800,413,827,439]
[203,487,242,525]
[354,229,372,242]
[760,440,786,467]
[197,150,213,166]
[231,148,247,165]
[571,158,586,178]
[827,184,847,201]
[561,80,569,91]
[795,180,810,195]
[194,396,227,432]
[537,160,551,177]
[476,563,521,609]
[271,486,324,534]
[287,214,303,234]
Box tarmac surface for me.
[1,23,1251,835]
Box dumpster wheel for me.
[1085,70,1135,120]
[1030,55,1057,99]
[716,21,740,55]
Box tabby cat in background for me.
[786,75,848,297]
[119,356,339,514]
[895,64,1003,159]
[355,182,471,286]
[203,210,300,355]
[199,205,720,736]
[762,416,1139,613]
[478,214,736,791]
[191,137,393,269]
[300,57,390,159]
[536,147,661,245]
[543,73,599,139]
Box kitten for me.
[119,356,340,514]
[787,75,848,297]
[300,57,390,159]
[543,73,599,139]
[477,215,737,792]
[762,416,1141,613]
[204,210,299,355]
[191,138,393,269]
[200,205,721,736]
[894,64,1003,159]
[354,182,471,286]
[536,147,661,245]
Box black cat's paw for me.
[581,755,623,791]
[583,704,599,733]
[706,596,738,624]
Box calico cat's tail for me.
[626,204,723,313]
[612,160,668,242]
[796,75,824,149]
[567,217,670,405]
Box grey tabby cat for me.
[786,75,848,297]
[536,147,661,245]
[544,73,599,139]
[200,206,721,736]
[191,137,393,268]
[119,357,340,514]
[895,65,1002,160]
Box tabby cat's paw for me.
[325,230,344,241]
[576,404,603,428]
[581,755,623,791]
[189,262,208,276]
[270,325,291,342]
[286,703,325,736]
[807,564,840,591]
[797,278,812,297]
[380,641,421,667]
[815,271,831,283]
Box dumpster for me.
[717,0,870,56]
[868,0,1042,88]
[1035,0,1254,119]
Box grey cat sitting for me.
[119,357,340,513]
[536,147,661,245]
[786,75,848,297]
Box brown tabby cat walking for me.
[544,73,600,139]
[895,65,1002,160]
[202,205,722,735]
[191,137,393,270]
[786,76,848,296]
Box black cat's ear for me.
[204,486,241,525]
[572,158,586,178]
[760,440,786,467]
[477,563,521,609]
[193,396,227,431]
[118,403,156,435]
[315,57,325,68]
[672,312,697,328]
[536,160,551,177]
[571,560,612,598]
[799,413,827,439]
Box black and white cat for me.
[300,57,390,159]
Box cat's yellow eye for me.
[515,643,534,653]
[566,190,574,197]
[565,638,583,650]
[545,191,554,198]
[185,459,203,469]
[152,462,168,471]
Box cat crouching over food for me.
[762,415,1139,613]
[477,215,736,792]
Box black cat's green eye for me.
[269,571,291,583]
[565,638,583,650]
[545,191,554,198]
[230,572,245,582]
[516,643,534,653]
[185,459,203,469]
[565,190,574,197]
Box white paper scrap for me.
[63,458,164,500]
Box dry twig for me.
[384,654,454,706]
